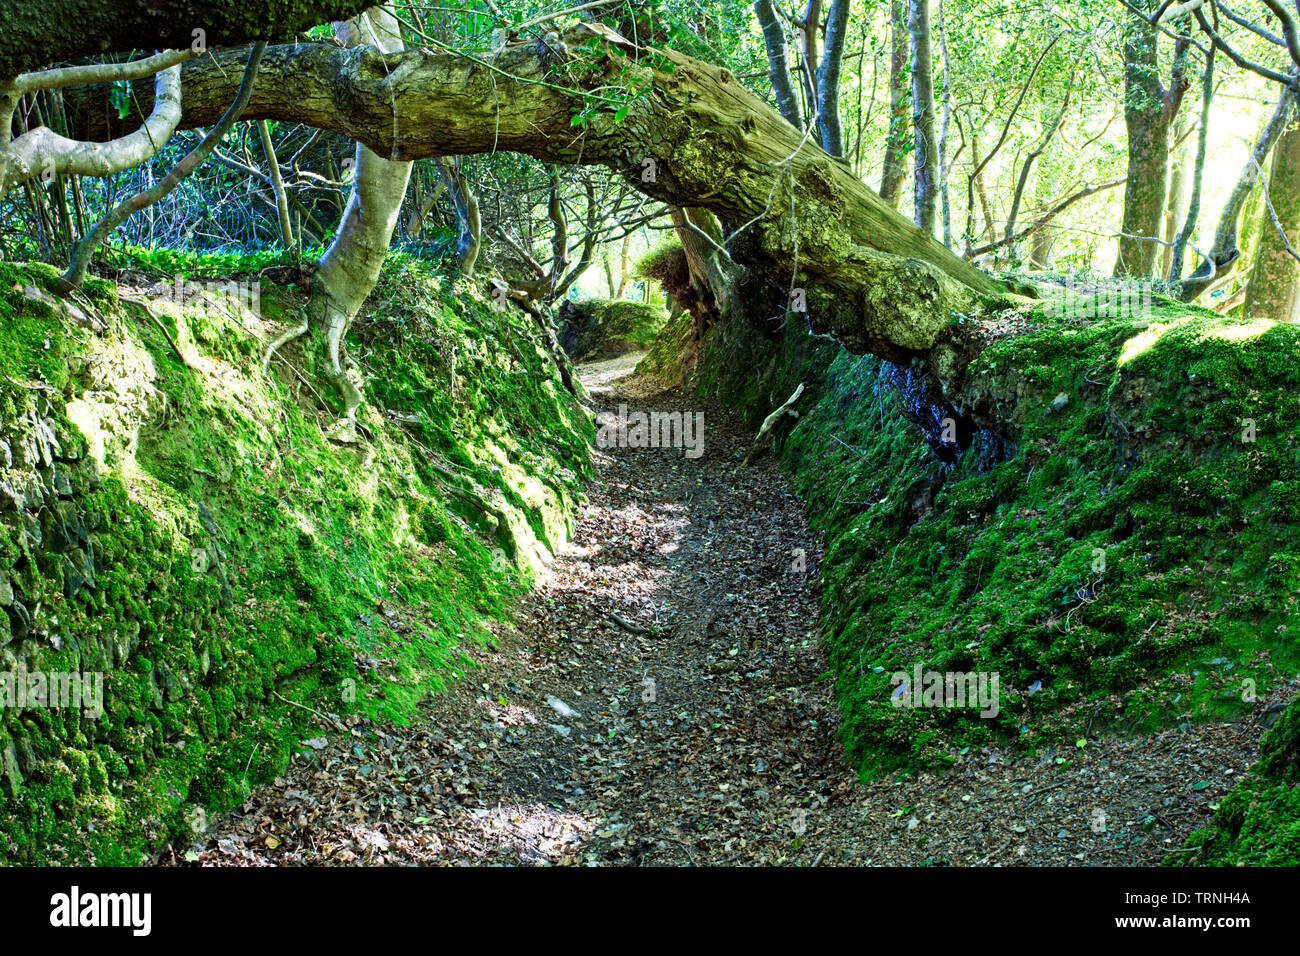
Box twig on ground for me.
[273,690,347,732]
[606,611,656,635]
[120,295,189,366]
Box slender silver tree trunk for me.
[816,0,852,157]
[258,119,295,250]
[437,157,481,277]
[1177,88,1295,301]
[754,0,802,129]
[313,4,412,431]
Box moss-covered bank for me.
[643,266,1300,863]
[0,254,589,863]
[558,298,667,361]
[1174,701,1300,865]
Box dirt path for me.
[179,360,1279,866]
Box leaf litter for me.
[174,361,1289,866]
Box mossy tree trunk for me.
[1114,8,1188,278]
[1245,107,1300,322]
[0,0,371,78]
[59,19,1036,464]
[668,206,738,330]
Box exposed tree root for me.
[742,382,804,466]
[495,279,585,399]
[262,314,309,376]
[120,296,189,367]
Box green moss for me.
[1175,779,1300,866]
[635,239,689,290]
[560,298,668,360]
[637,306,697,387]
[0,254,588,864]
[646,283,1300,862]
[1178,692,1299,865]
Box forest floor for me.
[177,357,1285,866]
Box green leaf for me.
[110,82,130,120]
[1192,781,1211,791]
[614,105,629,123]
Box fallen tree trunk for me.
[69,26,1015,372]
[0,0,370,77]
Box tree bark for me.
[1028,172,1057,269]
[816,0,852,157]
[257,120,295,250]
[550,177,601,301]
[797,0,823,131]
[60,23,1023,453]
[669,206,736,330]
[77,32,1006,359]
[1168,46,1214,284]
[878,0,910,208]
[1244,101,1300,321]
[2,66,182,196]
[54,42,267,293]
[937,0,954,246]
[313,5,412,429]
[1162,116,1191,278]
[437,157,481,277]
[1178,88,1295,301]
[617,235,632,299]
[0,0,370,78]
[1115,11,1188,277]
[908,0,939,235]
[754,0,802,129]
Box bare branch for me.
[1,65,182,196]
[54,41,267,292]
[13,48,200,94]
